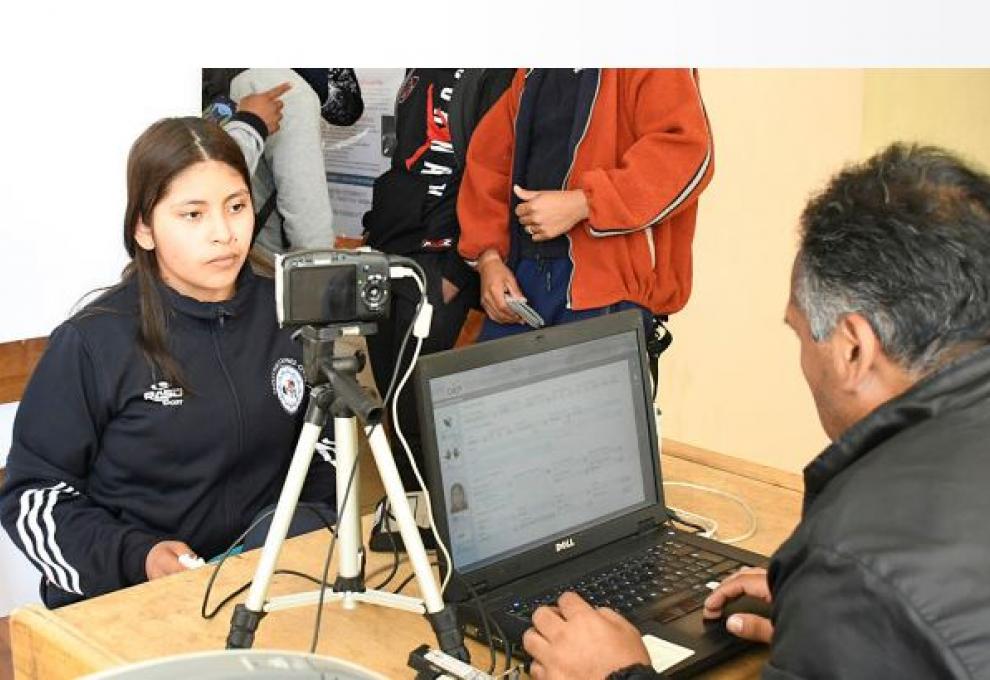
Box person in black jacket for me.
[361,68,514,551]
[523,144,990,679]
[0,117,335,608]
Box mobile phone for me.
[505,296,545,329]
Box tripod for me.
[225,323,469,663]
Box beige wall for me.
[862,69,990,169]
[658,68,990,474]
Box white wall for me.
[0,68,201,343]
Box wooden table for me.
[9,440,803,679]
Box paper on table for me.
[642,634,695,672]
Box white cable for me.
[667,505,718,538]
[663,481,758,544]
[387,266,455,594]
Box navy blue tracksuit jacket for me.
[0,268,334,607]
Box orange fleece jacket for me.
[457,68,713,314]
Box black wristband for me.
[230,110,269,141]
[607,663,661,680]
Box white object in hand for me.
[178,553,206,569]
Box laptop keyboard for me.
[503,537,744,625]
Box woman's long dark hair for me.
[122,117,252,387]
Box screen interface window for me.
[428,331,656,572]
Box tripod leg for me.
[365,425,470,661]
[333,415,364,599]
[227,420,323,649]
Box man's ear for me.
[134,219,155,251]
[831,312,881,391]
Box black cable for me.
[371,494,402,590]
[452,572,512,675]
[309,438,363,653]
[391,561,440,595]
[201,503,335,620]
[202,569,326,620]
[381,257,427,408]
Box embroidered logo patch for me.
[143,381,183,407]
[271,358,305,414]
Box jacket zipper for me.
[211,308,244,534]
[561,69,602,310]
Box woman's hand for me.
[146,540,199,580]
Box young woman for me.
[0,117,335,608]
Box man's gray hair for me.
[794,144,990,374]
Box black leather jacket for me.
[615,345,990,679]
[765,345,990,678]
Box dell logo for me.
[555,537,576,553]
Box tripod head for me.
[293,323,383,426]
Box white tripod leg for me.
[333,415,362,608]
[365,425,444,613]
[242,421,321,612]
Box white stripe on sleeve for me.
[16,484,84,595]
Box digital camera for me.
[275,249,391,326]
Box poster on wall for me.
[321,68,405,239]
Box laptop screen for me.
[423,323,659,574]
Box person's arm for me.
[456,70,523,266]
[265,79,336,249]
[0,323,166,602]
[764,546,957,679]
[523,592,656,680]
[222,82,292,174]
[575,69,713,236]
[223,118,265,175]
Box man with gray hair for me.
[522,144,990,679]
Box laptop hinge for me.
[637,517,663,537]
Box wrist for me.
[231,110,269,140]
[476,249,503,271]
[607,663,659,680]
[569,189,590,222]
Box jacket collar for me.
[157,266,257,322]
[802,344,990,513]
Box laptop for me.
[414,310,768,678]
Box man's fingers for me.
[503,277,525,302]
[703,573,771,617]
[522,627,550,660]
[528,660,547,680]
[557,591,594,619]
[725,614,774,644]
[532,605,565,638]
[263,82,292,99]
[596,606,629,626]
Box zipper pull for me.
[216,307,228,328]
